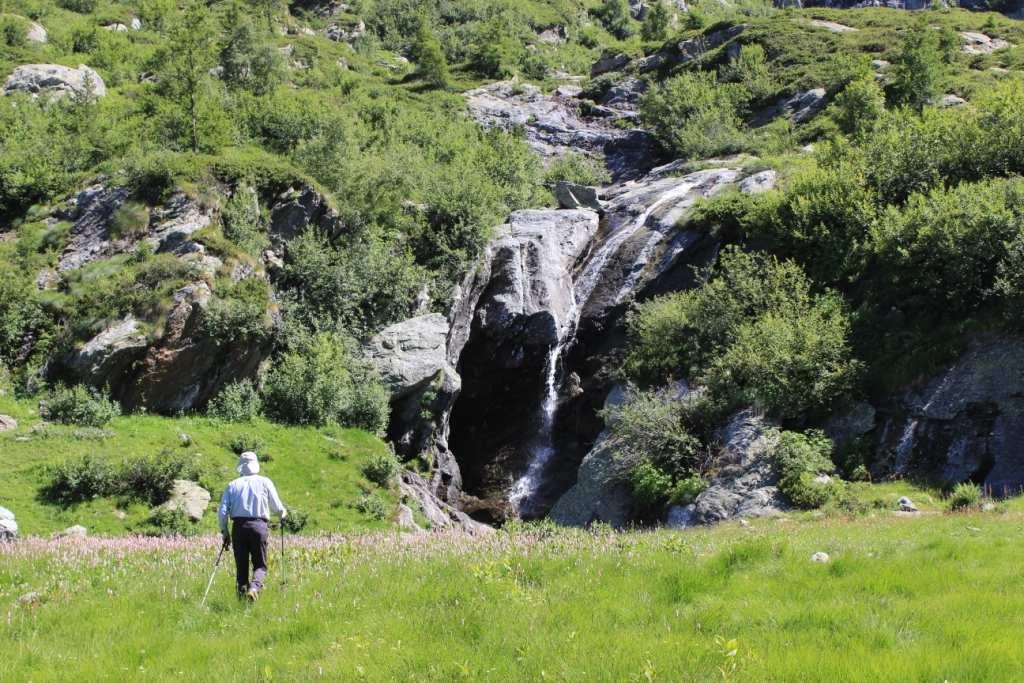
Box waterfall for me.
[509,176,701,516]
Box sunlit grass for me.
[4,513,1024,681]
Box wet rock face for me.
[448,210,598,507]
[873,338,1024,495]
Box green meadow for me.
[4,513,1024,681]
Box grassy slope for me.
[0,392,397,536]
[4,513,1024,681]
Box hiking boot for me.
[245,588,260,602]
[237,585,248,600]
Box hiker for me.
[217,451,287,601]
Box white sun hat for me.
[237,451,260,475]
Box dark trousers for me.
[231,518,269,593]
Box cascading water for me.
[509,176,702,516]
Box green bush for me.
[889,20,944,111]
[208,380,263,422]
[228,432,267,455]
[40,385,121,427]
[669,474,708,506]
[640,0,670,42]
[629,460,674,510]
[543,153,611,188]
[264,331,389,432]
[119,450,202,505]
[200,278,272,346]
[597,0,634,39]
[355,492,389,520]
[604,387,704,477]
[146,508,199,537]
[831,75,886,138]
[220,185,268,256]
[40,455,117,504]
[947,482,982,511]
[719,43,776,102]
[282,507,309,533]
[362,451,400,487]
[1,16,27,46]
[640,71,748,160]
[624,248,859,418]
[773,430,841,510]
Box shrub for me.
[624,248,859,418]
[119,450,202,505]
[1,16,26,47]
[220,185,268,256]
[411,20,450,89]
[362,451,400,487]
[947,482,982,511]
[890,21,944,111]
[208,380,263,422]
[228,432,267,455]
[40,385,121,427]
[669,474,708,506]
[598,0,634,39]
[831,75,886,138]
[629,460,674,510]
[355,492,389,520]
[773,430,841,509]
[543,153,611,188]
[146,508,198,537]
[640,71,748,160]
[200,278,272,346]
[40,455,117,504]
[264,330,389,432]
[640,0,670,42]
[604,387,704,477]
[719,44,776,102]
[282,507,309,533]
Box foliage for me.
[831,75,886,138]
[362,451,400,487]
[640,71,748,160]
[947,482,983,511]
[640,0,670,42]
[411,19,450,89]
[628,459,674,510]
[773,429,841,509]
[669,474,707,506]
[264,331,389,432]
[719,43,776,102]
[355,492,389,520]
[39,454,117,504]
[604,387,704,478]
[208,380,263,422]
[281,506,309,533]
[218,2,283,96]
[200,277,272,346]
[145,507,199,537]
[625,248,859,419]
[543,152,611,187]
[118,450,203,506]
[228,432,268,455]
[41,450,201,506]
[889,21,944,111]
[597,0,634,39]
[40,385,121,427]
[220,184,268,256]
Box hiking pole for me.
[200,542,227,608]
[280,520,287,587]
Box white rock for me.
[59,524,88,538]
[960,31,1011,55]
[809,19,857,34]
[739,169,777,195]
[0,414,17,431]
[897,496,918,512]
[130,18,142,30]
[811,551,830,563]
[103,23,128,32]
[158,480,211,521]
[26,21,48,43]
[3,63,106,99]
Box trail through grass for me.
[4,513,1024,681]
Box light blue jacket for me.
[218,475,287,534]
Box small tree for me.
[640,0,669,42]
[832,74,886,138]
[155,0,220,152]
[600,0,634,39]
[410,20,450,89]
[890,24,944,112]
[219,2,283,95]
